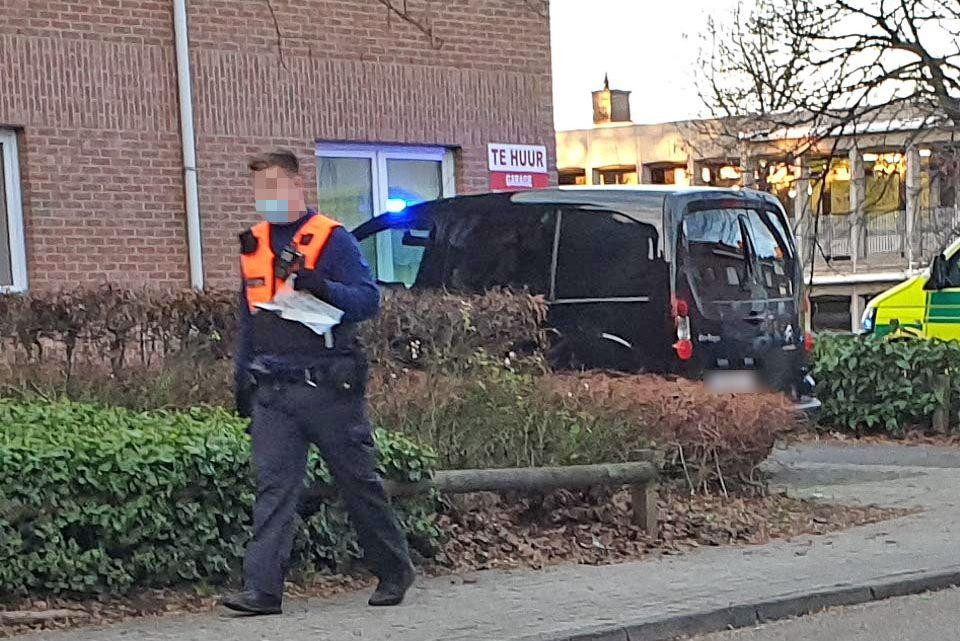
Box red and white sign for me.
[488,143,549,191]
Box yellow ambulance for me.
[860,238,960,340]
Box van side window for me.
[554,208,663,299]
[433,206,556,295]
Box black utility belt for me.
[252,358,367,393]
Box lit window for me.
[558,168,586,185]
[593,167,637,185]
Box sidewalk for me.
[15,443,960,641]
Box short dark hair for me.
[248,149,300,175]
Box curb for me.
[519,568,960,641]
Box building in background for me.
[0,0,555,292]
[557,78,960,333]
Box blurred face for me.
[252,165,307,223]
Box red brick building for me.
[0,0,555,291]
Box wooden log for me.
[933,374,952,434]
[0,610,90,625]
[384,462,657,497]
[299,459,659,534]
[630,481,658,535]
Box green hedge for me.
[0,400,437,597]
[814,335,960,433]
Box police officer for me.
[221,149,415,616]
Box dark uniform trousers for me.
[242,363,411,600]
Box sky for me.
[550,0,740,131]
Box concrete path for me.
[12,442,960,641]
[695,587,960,641]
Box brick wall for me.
[1,0,187,288]
[0,0,555,289]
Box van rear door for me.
[677,200,804,392]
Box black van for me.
[353,186,818,413]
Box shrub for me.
[814,334,960,434]
[369,357,643,470]
[0,286,547,409]
[0,287,791,495]
[0,287,545,375]
[542,372,798,492]
[0,286,236,375]
[0,358,236,411]
[365,288,548,370]
[0,399,437,597]
[369,357,796,491]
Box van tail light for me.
[674,338,694,360]
[672,297,693,361]
[803,332,815,353]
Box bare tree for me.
[699,0,960,152]
[697,0,960,283]
[919,144,960,253]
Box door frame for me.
[0,129,27,293]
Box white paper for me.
[254,276,344,337]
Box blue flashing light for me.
[385,198,408,214]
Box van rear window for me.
[683,207,795,317]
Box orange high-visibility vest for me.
[239,214,341,312]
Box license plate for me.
[705,370,761,394]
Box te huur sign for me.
[488,142,549,191]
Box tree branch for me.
[375,0,444,49]
[265,0,289,70]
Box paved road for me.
[694,587,960,640]
[12,442,960,641]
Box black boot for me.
[220,590,283,616]
[368,565,415,606]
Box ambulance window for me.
[555,208,663,299]
[946,254,960,287]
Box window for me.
[432,202,556,294]
[0,130,26,292]
[558,168,586,185]
[682,207,795,318]
[554,208,663,300]
[593,166,638,185]
[943,251,960,287]
[647,164,688,185]
[316,144,454,286]
[811,295,852,333]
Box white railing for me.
[813,214,853,259]
[864,210,905,257]
[803,209,960,271]
[805,211,907,267]
[916,206,960,264]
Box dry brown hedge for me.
[364,288,548,369]
[0,286,544,372]
[0,286,236,374]
[543,373,798,493]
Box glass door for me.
[316,144,452,285]
[317,155,377,272]
[381,157,442,286]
